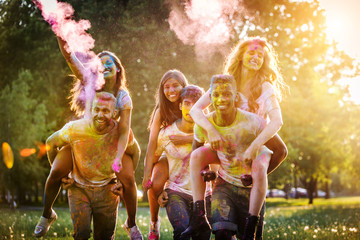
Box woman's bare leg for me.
[42,145,72,218]
[148,159,169,223]
[265,134,288,174]
[118,153,138,228]
[190,146,219,202]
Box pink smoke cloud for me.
[167,0,246,60]
[34,0,104,118]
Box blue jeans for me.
[165,189,212,240]
[68,182,120,240]
[211,177,264,239]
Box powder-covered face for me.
[163,78,183,103]
[242,42,265,71]
[211,82,237,116]
[91,98,115,132]
[180,98,196,123]
[100,55,118,80]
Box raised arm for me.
[142,109,162,190]
[189,88,224,150]
[57,36,84,80]
[46,130,68,166]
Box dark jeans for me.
[165,189,212,240]
[211,177,265,239]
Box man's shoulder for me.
[236,109,264,125]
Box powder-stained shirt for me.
[156,121,211,196]
[59,119,119,187]
[194,109,269,187]
[116,90,133,111]
[238,81,280,121]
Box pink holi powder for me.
[34,0,104,117]
[166,0,246,60]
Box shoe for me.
[34,209,57,237]
[123,220,144,240]
[181,200,211,237]
[241,214,259,240]
[201,170,217,182]
[148,217,161,240]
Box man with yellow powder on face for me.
[189,75,271,240]
[44,92,124,240]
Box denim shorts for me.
[211,177,265,239]
[68,182,120,240]
[165,189,212,240]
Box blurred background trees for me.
[1,0,359,205]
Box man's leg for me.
[92,183,120,240]
[182,146,218,236]
[68,185,92,240]
[211,177,238,240]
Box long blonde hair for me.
[224,36,287,113]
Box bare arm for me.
[142,109,162,190]
[189,88,224,150]
[46,131,68,166]
[244,108,283,160]
[57,36,84,80]
[113,109,131,173]
[169,134,193,145]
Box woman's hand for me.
[142,172,153,191]
[112,157,122,173]
[243,143,259,165]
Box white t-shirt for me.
[156,121,211,196]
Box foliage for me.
[0,0,360,203]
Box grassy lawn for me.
[0,197,359,239]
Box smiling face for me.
[91,97,116,132]
[211,82,237,117]
[242,42,265,71]
[163,78,183,103]
[101,55,118,78]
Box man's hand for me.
[111,182,124,198]
[157,191,168,207]
[207,129,225,151]
[61,177,74,190]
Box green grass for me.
[0,197,359,239]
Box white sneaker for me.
[148,217,161,240]
[122,219,144,240]
[34,209,57,237]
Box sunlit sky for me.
[318,0,360,104]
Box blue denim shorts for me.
[211,177,265,239]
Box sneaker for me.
[123,220,144,240]
[148,217,161,240]
[34,209,57,237]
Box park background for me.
[1,0,360,239]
